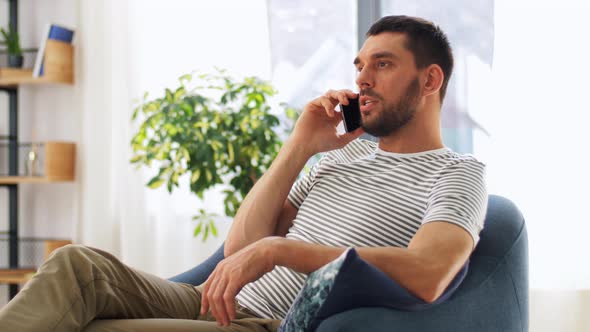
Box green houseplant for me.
[0,26,23,67]
[130,69,297,241]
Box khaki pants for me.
[0,245,281,332]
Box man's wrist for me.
[260,236,286,267]
[283,135,316,161]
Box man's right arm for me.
[224,89,364,257]
[224,141,310,257]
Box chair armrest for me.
[167,243,225,285]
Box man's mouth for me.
[360,96,377,113]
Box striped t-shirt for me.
[236,139,487,319]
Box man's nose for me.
[355,68,373,89]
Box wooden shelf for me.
[0,40,74,87]
[0,268,36,284]
[0,68,71,86]
[0,176,74,184]
[0,141,76,184]
[0,240,71,285]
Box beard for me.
[360,77,421,137]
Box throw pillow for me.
[279,248,468,332]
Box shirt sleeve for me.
[422,159,488,247]
[287,155,327,209]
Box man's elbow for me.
[409,258,465,303]
[224,236,243,257]
[409,268,451,303]
[224,222,252,257]
[414,282,446,303]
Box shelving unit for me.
[0,39,74,86]
[1,0,75,300]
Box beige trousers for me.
[0,245,281,332]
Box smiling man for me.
[0,15,486,332]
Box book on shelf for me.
[32,23,75,78]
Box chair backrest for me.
[457,194,528,288]
[316,195,529,332]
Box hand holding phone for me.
[339,94,361,132]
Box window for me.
[268,0,358,110]
[381,0,495,154]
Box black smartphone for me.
[339,94,361,132]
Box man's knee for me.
[51,244,91,259]
[49,244,106,268]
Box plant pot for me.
[8,54,23,68]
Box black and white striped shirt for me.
[236,139,487,319]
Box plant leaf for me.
[190,169,201,184]
[209,219,218,237]
[146,176,165,189]
[193,221,203,237]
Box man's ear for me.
[422,64,444,98]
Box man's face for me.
[353,32,423,137]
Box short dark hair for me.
[367,15,454,103]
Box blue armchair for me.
[87,195,528,331]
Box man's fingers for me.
[319,97,337,117]
[310,90,359,118]
[325,89,348,106]
[200,274,214,315]
[212,279,229,326]
[222,292,235,324]
[328,89,358,104]
[224,283,240,322]
[200,287,209,315]
[343,89,358,98]
[209,282,223,323]
[201,269,219,315]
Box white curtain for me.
[76,0,272,277]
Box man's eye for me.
[356,67,363,72]
[377,62,388,68]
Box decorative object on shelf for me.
[33,23,75,77]
[130,68,298,241]
[24,142,39,176]
[0,26,23,68]
[0,141,76,183]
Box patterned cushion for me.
[279,248,468,332]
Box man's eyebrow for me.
[373,51,399,60]
[353,51,399,65]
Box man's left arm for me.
[268,220,473,303]
[205,221,472,326]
